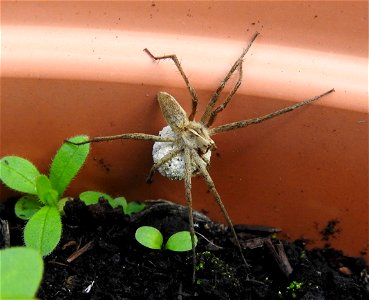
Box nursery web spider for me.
[67,32,334,281]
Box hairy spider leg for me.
[201,32,260,126]
[183,147,197,283]
[206,63,243,127]
[144,48,199,121]
[210,89,335,135]
[191,149,250,272]
[65,133,175,145]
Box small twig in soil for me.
[131,199,211,224]
[177,281,183,300]
[241,237,270,249]
[0,219,10,248]
[234,224,281,236]
[48,261,70,267]
[264,239,293,277]
[195,231,223,250]
[67,241,94,263]
[62,240,77,250]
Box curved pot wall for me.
[1,2,368,258]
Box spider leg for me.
[206,63,243,127]
[144,48,199,121]
[146,148,183,183]
[191,149,250,272]
[65,133,175,145]
[183,147,197,283]
[210,89,335,135]
[200,32,259,125]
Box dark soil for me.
[1,198,368,300]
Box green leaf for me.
[49,135,90,196]
[125,201,145,216]
[0,247,43,299]
[36,175,59,206]
[24,206,62,256]
[15,195,43,220]
[165,231,198,252]
[109,198,145,216]
[0,156,40,194]
[110,196,128,211]
[135,226,163,250]
[79,191,113,205]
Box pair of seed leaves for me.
[135,226,198,252]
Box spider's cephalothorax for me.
[67,32,334,282]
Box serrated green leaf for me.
[49,135,90,196]
[165,231,197,252]
[0,156,40,194]
[79,191,113,205]
[15,195,43,220]
[36,175,59,206]
[110,196,128,212]
[0,247,44,299]
[24,206,62,256]
[135,226,163,250]
[125,201,145,216]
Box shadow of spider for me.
[67,32,334,282]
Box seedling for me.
[286,280,304,299]
[66,32,334,281]
[0,247,44,299]
[0,135,90,256]
[79,191,145,216]
[135,226,198,252]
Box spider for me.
[67,32,334,281]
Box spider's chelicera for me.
[68,32,334,281]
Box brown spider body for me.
[67,32,334,282]
[157,91,215,169]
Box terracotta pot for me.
[1,2,367,259]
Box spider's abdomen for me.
[152,125,213,180]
